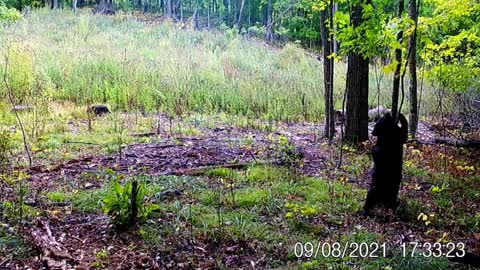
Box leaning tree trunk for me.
[321,0,335,139]
[345,1,370,144]
[391,0,405,120]
[408,0,418,137]
[236,0,246,32]
[193,8,199,30]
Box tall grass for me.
[0,9,433,122]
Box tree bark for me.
[321,0,335,139]
[408,0,418,137]
[345,1,370,144]
[72,0,78,11]
[391,0,405,120]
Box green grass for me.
[0,9,438,124]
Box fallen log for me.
[434,138,480,148]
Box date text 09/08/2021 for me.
[294,242,466,259]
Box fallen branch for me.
[64,141,102,146]
[25,201,73,207]
[20,156,95,174]
[434,138,480,148]
[146,143,183,149]
[406,139,436,145]
[29,218,75,268]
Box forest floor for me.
[1,110,479,269]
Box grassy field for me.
[0,9,442,124]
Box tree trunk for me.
[265,0,274,41]
[179,2,183,22]
[130,180,138,226]
[345,2,370,144]
[52,0,58,9]
[207,0,210,27]
[166,0,172,17]
[408,0,418,137]
[248,0,251,27]
[391,0,405,120]
[332,2,338,53]
[321,0,335,139]
[72,0,78,10]
[236,0,246,31]
[233,0,238,26]
[193,8,199,30]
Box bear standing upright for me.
[363,112,408,216]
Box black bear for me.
[363,112,408,216]
[87,105,110,116]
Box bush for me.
[0,3,22,23]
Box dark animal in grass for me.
[87,105,110,116]
[363,112,408,216]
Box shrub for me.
[0,3,21,23]
[102,177,160,228]
[272,135,304,168]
